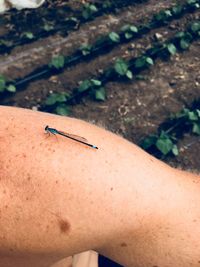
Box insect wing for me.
[59,131,88,143]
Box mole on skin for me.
[120,242,127,247]
[58,219,71,234]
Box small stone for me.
[154,33,163,41]
[136,98,142,106]
[49,76,58,83]
[168,24,176,30]
[90,26,97,30]
[168,88,174,94]
[136,44,142,49]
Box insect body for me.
[45,126,98,149]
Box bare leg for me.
[0,106,200,267]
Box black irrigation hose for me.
[41,19,200,112]
[11,0,200,88]
[0,0,148,54]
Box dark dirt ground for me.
[0,0,199,172]
[0,1,200,266]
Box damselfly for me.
[45,126,98,149]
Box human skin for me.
[0,105,200,267]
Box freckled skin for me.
[0,106,200,267]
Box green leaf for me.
[172,145,179,156]
[67,16,78,24]
[95,87,106,101]
[164,10,172,17]
[135,57,146,68]
[126,70,133,79]
[49,55,65,69]
[146,57,154,65]
[121,24,138,39]
[109,32,120,43]
[156,137,173,155]
[0,40,13,47]
[180,39,190,50]
[187,0,198,6]
[153,10,171,23]
[192,123,200,135]
[196,109,200,117]
[135,56,153,68]
[154,12,165,22]
[82,10,90,19]
[121,24,131,32]
[80,44,92,56]
[191,22,200,33]
[24,32,34,39]
[55,105,70,116]
[178,32,193,50]
[103,1,112,8]
[130,25,138,33]
[43,23,54,31]
[167,43,177,55]
[82,4,98,19]
[187,0,196,4]
[125,32,133,39]
[114,59,129,76]
[148,45,162,57]
[45,95,56,105]
[88,4,98,12]
[6,84,16,92]
[187,111,198,121]
[0,75,6,92]
[91,79,102,87]
[78,80,92,92]
[141,135,157,149]
[45,93,68,105]
[175,31,185,38]
[172,5,183,16]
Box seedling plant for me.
[141,108,200,157]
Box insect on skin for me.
[45,125,98,149]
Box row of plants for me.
[1,17,199,103]
[63,0,200,63]
[1,19,199,109]
[0,0,147,54]
[40,20,200,116]
[141,106,200,158]
[48,0,200,72]
[1,0,199,94]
